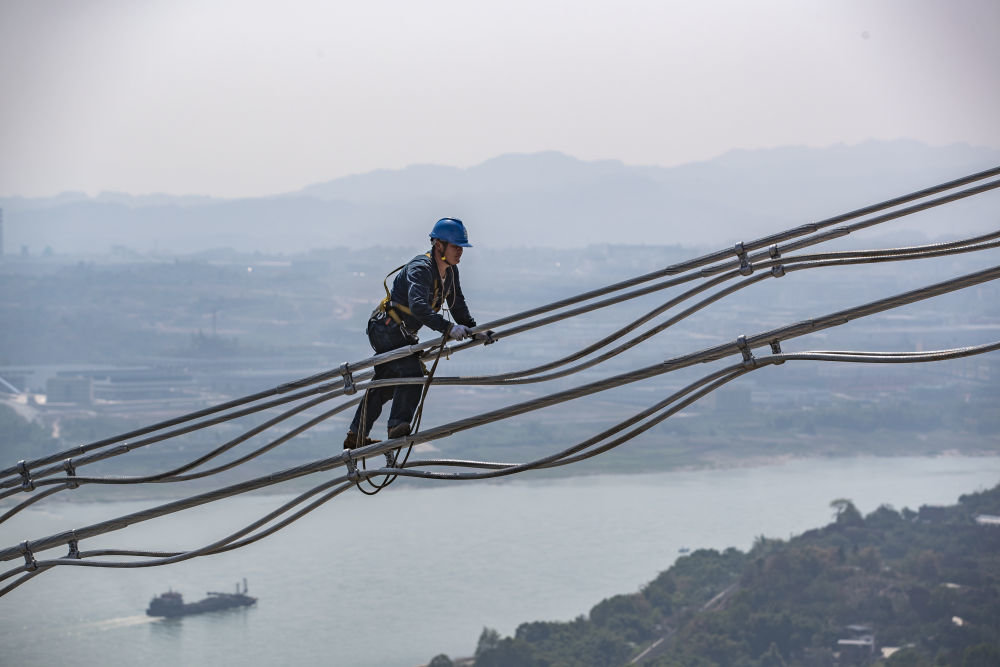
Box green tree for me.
[476,627,501,658]
[830,498,864,526]
[886,647,933,666]
[474,638,536,667]
[758,642,787,667]
[962,643,1000,667]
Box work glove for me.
[448,324,470,340]
[474,330,498,345]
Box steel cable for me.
[5,228,996,503]
[2,263,997,572]
[2,236,997,519]
[2,339,995,597]
[1,169,998,594]
[5,168,997,483]
[4,229,994,519]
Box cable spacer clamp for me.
[19,541,38,571]
[67,530,81,559]
[768,244,781,259]
[736,335,757,368]
[63,459,79,489]
[16,460,34,492]
[339,362,356,395]
[770,340,785,365]
[734,242,753,276]
[771,264,785,278]
[344,454,360,482]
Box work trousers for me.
[347,316,424,437]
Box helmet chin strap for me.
[437,240,452,266]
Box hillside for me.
[3,141,998,254]
[431,484,1000,666]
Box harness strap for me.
[377,252,443,324]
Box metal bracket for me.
[734,242,753,276]
[344,454,360,482]
[63,459,79,489]
[736,335,757,368]
[339,362,356,395]
[67,531,81,559]
[767,244,785,277]
[770,340,785,365]
[16,460,34,492]
[19,541,37,571]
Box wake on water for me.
[75,615,162,632]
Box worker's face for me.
[442,242,463,265]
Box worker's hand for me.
[448,324,470,340]
[474,330,498,345]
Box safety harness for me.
[375,252,444,328]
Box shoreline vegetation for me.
[426,482,1000,667]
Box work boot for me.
[387,422,412,439]
[343,431,380,450]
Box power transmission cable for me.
[5,167,997,482]
[2,229,995,519]
[0,232,997,523]
[2,262,997,579]
[1,339,996,599]
[1,168,999,596]
[3,227,997,503]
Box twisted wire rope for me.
[3,229,995,516]
[5,168,997,482]
[1,168,999,595]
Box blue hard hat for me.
[429,218,472,247]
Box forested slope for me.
[432,483,1000,666]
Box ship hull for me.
[146,593,257,617]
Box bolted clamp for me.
[63,459,79,489]
[339,362,356,395]
[19,541,37,571]
[67,530,81,559]
[770,340,785,365]
[16,460,34,492]
[734,242,753,276]
[736,335,758,368]
[768,244,785,277]
[344,453,361,482]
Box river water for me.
[2,456,999,666]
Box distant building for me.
[85,368,196,402]
[837,624,875,662]
[46,376,93,404]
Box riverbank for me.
[3,429,997,507]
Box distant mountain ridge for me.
[3,140,998,254]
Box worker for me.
[344,217,492,449]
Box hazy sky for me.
[1,0,998,198]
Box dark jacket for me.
[388,252,476,335]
